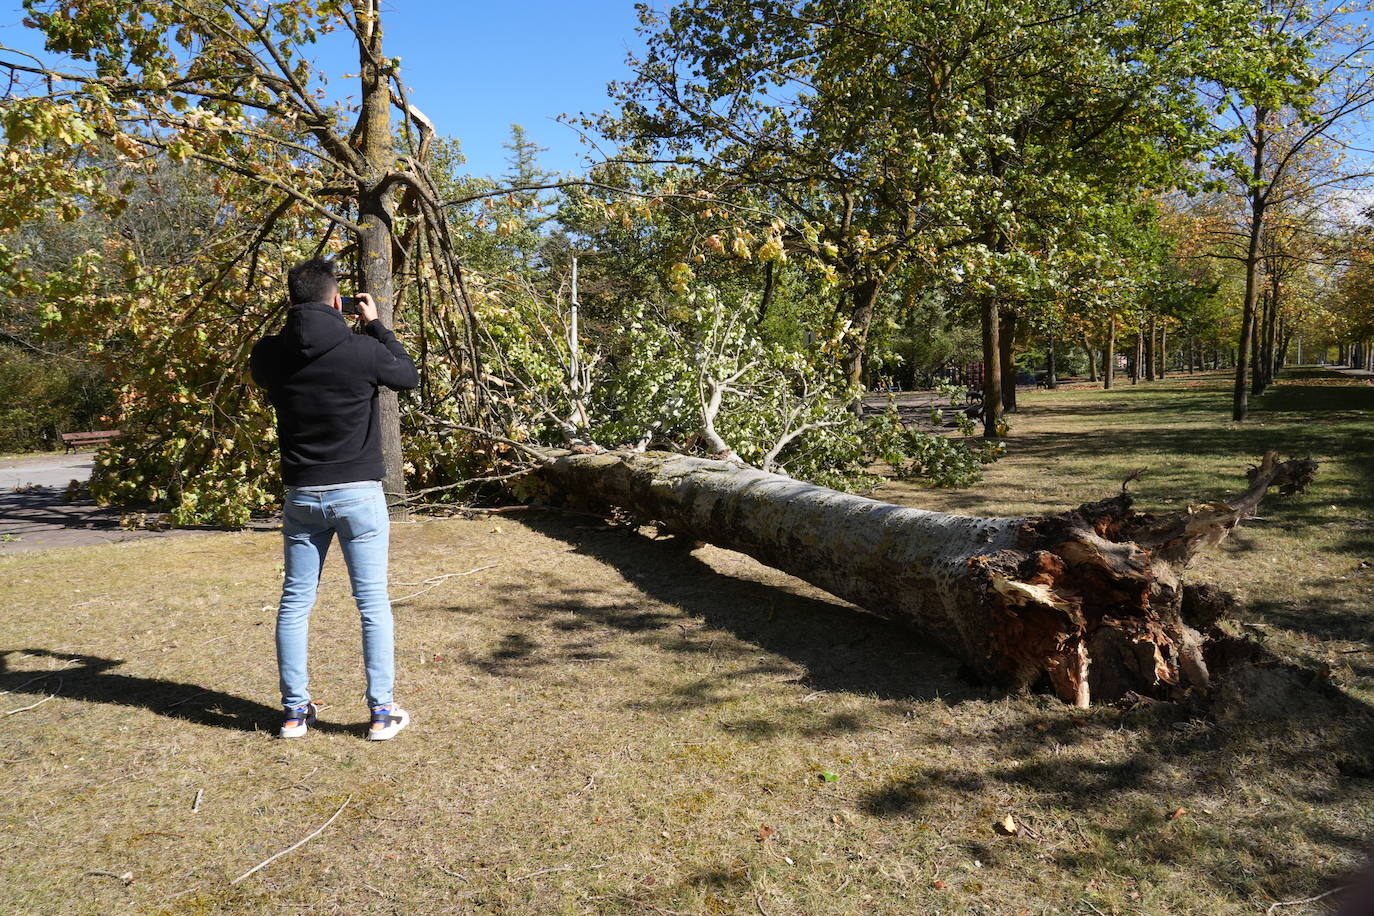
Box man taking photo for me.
[250,257,419,741]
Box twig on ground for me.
[229,795,351,885]
[1265,886,1349,914]
[161,884,203,902]
[192,788,203,812]
[594,895,702,916]
[0,670,66,696]
[392,565,498,603]
[512,863,604,882]
[755,890,771,915]
[198,634,234,647]
[4,678,60,716]
[165,690,210,709]
[433,863,469,881]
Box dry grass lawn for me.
[2,368,1372,915]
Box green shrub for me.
[0,347,114,452]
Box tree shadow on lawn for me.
[0,648,357,735]
[500,512,987,707]
[857,687,1374,904]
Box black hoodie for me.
[250,302,419,487]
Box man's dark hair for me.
[287,258,339,305]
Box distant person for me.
[250,258,419,741]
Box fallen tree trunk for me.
[537,450,1316,707]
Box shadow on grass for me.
[0,648,356,735]
[484,512,984,706]
[856,686,1374,903]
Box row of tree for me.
[0,0,1371,522]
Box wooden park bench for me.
[60,430,121,453]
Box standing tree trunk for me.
[1145,318,1157,382]
[1103,318,1116,390]
[1234,108,1269,421]
[1045,332,1058,389]
[1263,272,1280,388]
[841,277,882,415]
[537,449,1317,707]
[981,294,1004,437]
[1159,324,1168,379]
[999,312,1018,413]
[355,0,406,510]
[1083,333,1098,383]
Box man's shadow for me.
[0,648,356,735]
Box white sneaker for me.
[280,702,317,739]
[367,704,409,741]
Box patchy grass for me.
[2,369,1372,915]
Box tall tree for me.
[1201,0,1374,419]
[2,0,482,506]
[607,0,1262,435]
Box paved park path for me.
[0,452,201,555]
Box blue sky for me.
[0,1,649,179]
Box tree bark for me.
[1145,319,1157,382]
[537,449,1317,707]
[1082,334,1098,383]
[1234,108,1268,422]
[981,294,1004,437]
[356,1,406,511]
[1103,318,1116,390]
[1159,324,1167,379]
[1045,332,1058,389]
[1263,272,1279,388]
[841,277,881,415]
[999,311,1018,412]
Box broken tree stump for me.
[537,449,1317,707]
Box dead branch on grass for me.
[229,795,351,885]
[391,565,498,603]
[4,677,60,716]
[1265,886,1349,914]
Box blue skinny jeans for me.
[276,482,394,709]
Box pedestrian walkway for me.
[0,452,196,555]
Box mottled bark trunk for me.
[1158,325,1167,379]
[981,295,1004,437]
[1045,332,1057,389]
[356,1,406,510]
[1082,334,1098,383]
[538,450,1316,707]
[841,278,881,415]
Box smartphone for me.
[340,295,361,315]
